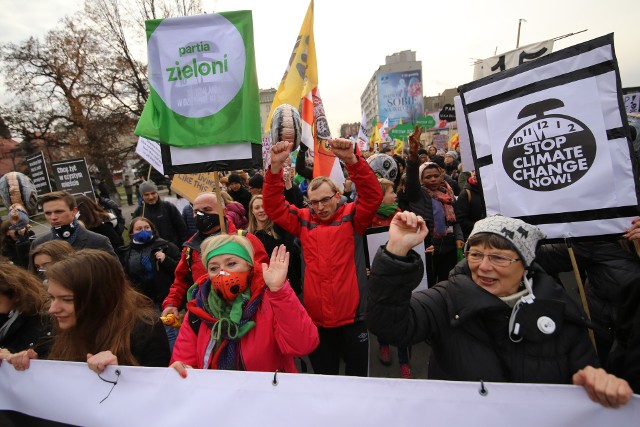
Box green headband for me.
[205,241,253,265]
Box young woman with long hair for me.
[7,249,170,373]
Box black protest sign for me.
[439,104,456,122]
[26,152,52,195]
[50,158,96,200]
[458,34,639,240]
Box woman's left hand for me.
[262,245,289,292]
[86,351,118,374]
[572,365,632,408]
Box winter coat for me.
[170,271,319,372]
[161,222,268,311]
[30,226,116,261]
[367,247,599,384]
[90,221,124,251]
[454,181,486,240]
[118,237,181,306]
[0,312,51,354]
[263,157,383,328]
[133,200,189,248]
[227,186,252,214]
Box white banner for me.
[454,95,474,172]
[473,40,554,80]
[459,34,639,240]
[0,361,638,426]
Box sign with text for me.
[50,158,95,200]
[377,70,424,126]
[25,152,52,195]
[624,92,640,113]
[170,172,218,202]
[459,34,638,240]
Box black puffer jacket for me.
[367,247,598,383]
[133,200,189,248]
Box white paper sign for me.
[135,137,164,175]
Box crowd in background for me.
[0,133,638,409]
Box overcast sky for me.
[2,0,639,135]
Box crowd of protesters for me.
[0,128,638,409]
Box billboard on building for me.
[377,70,423,126]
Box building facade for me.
[259,88,276,137]
[360,50,423,126]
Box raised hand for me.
[328,138,357,165]
[270,141,294,173]
[408,125,422,160]
[386,211,429,257]
[262,244,290,292]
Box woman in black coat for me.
[367,213,632,408]
[118,217,181,308]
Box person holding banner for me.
[7,249,170,373]
[264,138,382,377]
[367,213,633,408]
[170,235,318,374]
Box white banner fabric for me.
[0,361,638,426]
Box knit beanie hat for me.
[248,174,264,190]
[445,151,458,160]
[466,216,546,267]
[418,162,441,181]
[139,180,158,194]
[228,173,243,185]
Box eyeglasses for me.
[308,193,337,208]
[464,251,520,267]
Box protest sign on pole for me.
[50,158,95,200]
[26,152,52,195]
[459,34,639,240]
[170,172,217,203]
[134,12,262,174]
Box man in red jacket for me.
[264,138,382,376]
[161,192,268,319]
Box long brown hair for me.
[0,263,48,316]
[75,195,110,229]
[46,249,157,365]
[246,195,279,239]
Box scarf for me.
[425,182,456,238]
[377,203,399,218]
[50,219,81,245]
[187,273,264,370]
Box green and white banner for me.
[135,11,261,149]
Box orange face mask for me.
[211,270,251,301]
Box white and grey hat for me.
[467,215,546,267]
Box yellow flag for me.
[265,1,317,131]
[394,139,404,156]
[369,123,381,151]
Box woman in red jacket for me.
[171,234,318,376]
